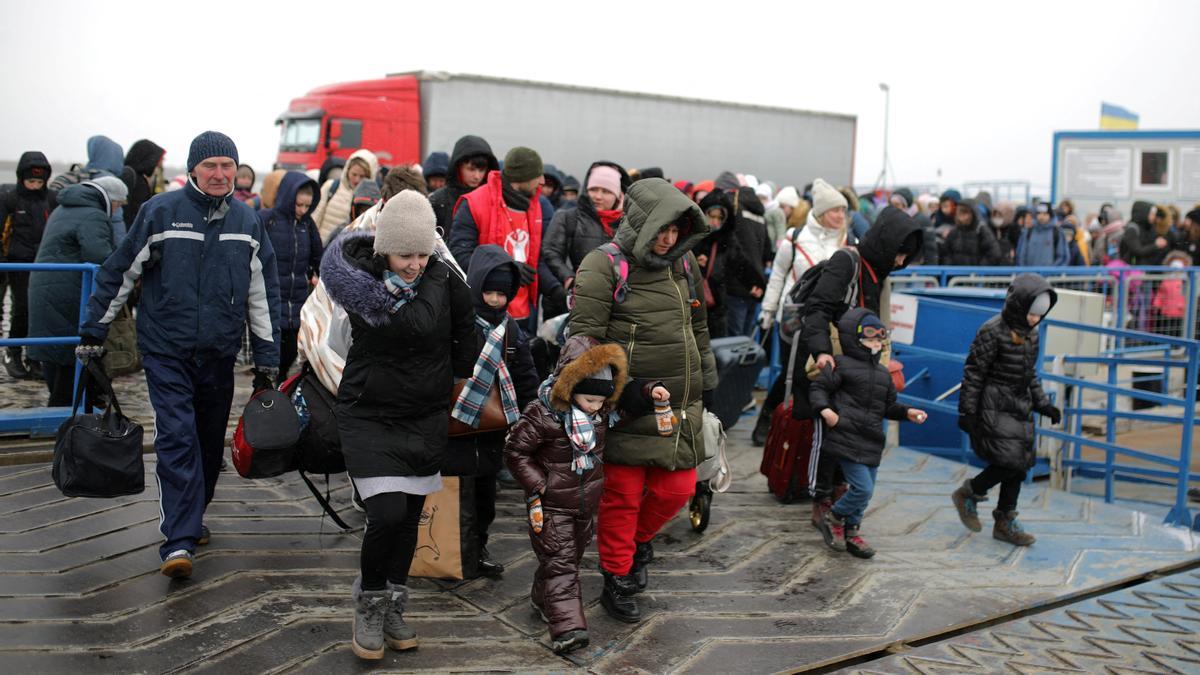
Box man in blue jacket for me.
[1015,202,1070,267]
[78,131,281,579]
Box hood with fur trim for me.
[320,229,394,328]
[548,335,628,412]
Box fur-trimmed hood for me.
[320,229,450,328]
[548,336,628,412]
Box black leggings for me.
[360,491,426,591]
[970,465,1027,513]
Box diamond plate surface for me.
[0,419,1196,673]
[843,570,1200,674]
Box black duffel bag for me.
[231,387,300,479]
[52,360,145,498]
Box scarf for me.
[451,316,520,428]
[502,181,532,211]
[382,270,419,313]
[597,208,622,237]
[537,377,609,475]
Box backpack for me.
[326,178,340,203]
[575,241,700,309]
[778,248,861,343]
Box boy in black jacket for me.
[447,244,541,577]
[810,308,926,558]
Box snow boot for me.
[844,525,875,559]
[352,588,389,660]
[810,498,832,531]
[818,510,847,552]
[600,570,642,623]
[992,510,1036,547]
[951,480,987,532]
[384,584,418,651]
[552,629,590,654]
[631,541,654,592]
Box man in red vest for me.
[449,147,545,322]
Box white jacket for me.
[761,211,847,321]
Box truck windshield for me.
[279,118,321,152]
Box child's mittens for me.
[527,493,544,534]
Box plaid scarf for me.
[451,316,520,429]
[383,270,419,313]
[537,377,613,475]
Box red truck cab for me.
[275,76,421,171]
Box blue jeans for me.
[724,295,758,337]
[831,458,877,527]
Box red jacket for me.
[456,171,542,319]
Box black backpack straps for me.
[298,470,353,530]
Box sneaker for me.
[992,510,1036,547]
[844,526,876,559]
[197,524,211,546]
[631,541,654,592]
[384,585,418,651]
[352,589,388,660]
[951,480,986,532]
[160,549,194,578]
[552,629,590,654]
[478,546,504,578]
[818,510,847,552]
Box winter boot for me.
[992,510,1036,547]
[352,588,389,660]
[600,570,642,623]
[4,348,29,380]
[631,541,654,593]
[818,510,847,552]
[478,545,504,578]
[810,498,832,531]
[844,525,876,559]
[552,629,590,654]
[751,410,772,446]
[384,584,418,651]
[951,480,987,532]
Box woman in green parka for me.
[569,177,718,623]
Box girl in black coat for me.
[694,191,768,338]
[952,273,1061,547]
[320,192,478,660]
[810,308,926,558]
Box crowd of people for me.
[0,129,1192,660]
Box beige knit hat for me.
[374,191,437,256]
[811,178,848,218]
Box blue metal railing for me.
[0,262,98,435]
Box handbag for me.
[447,380,508,437]
[52,360,145,498]
[231,388,301,479]
[702,241,718,309]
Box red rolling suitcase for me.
[760,337,815,502]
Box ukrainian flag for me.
[1100,102,1139,130]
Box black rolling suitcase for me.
[708,335,767,430]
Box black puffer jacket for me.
[428,135,499,239]
[726,186,773,299]
[1,152,52,261]
[793,205,923,418]
[809,308,910,466]
[123,140,165,227]
[542,161,630,286]
[959,273,1056,470]
[321,231,479,478]
[1119,200,1167,265]
[443,245,540,476]
[694,190,767,338]
[941,198,1003,266]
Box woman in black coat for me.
[320,192,478,660]
[952,273,1061,547]
[694,190,767,338]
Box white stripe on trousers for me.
[807,420,824,498]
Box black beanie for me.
[573,365,615,397]
[482,265,515,295]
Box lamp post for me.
[874,82,891,190]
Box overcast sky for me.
[2,0,1195,196]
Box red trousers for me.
[597,463,696,576]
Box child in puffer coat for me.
[810,308,927,559]
[503,335,629,655]
[952,273,1062,547]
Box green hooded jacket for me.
[569,178,719,470]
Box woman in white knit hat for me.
[751,178,849,445]
[319,191,479,660]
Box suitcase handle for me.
[732,346,760,367]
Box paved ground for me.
[1,414,1198,674]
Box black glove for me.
[515,262,537,287]
[252,367,278,393]
[617,378,660,419]
[1038,405,1062,425]
[957,414,977,435]
[702,389,715,411]
[74,334,106,362]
